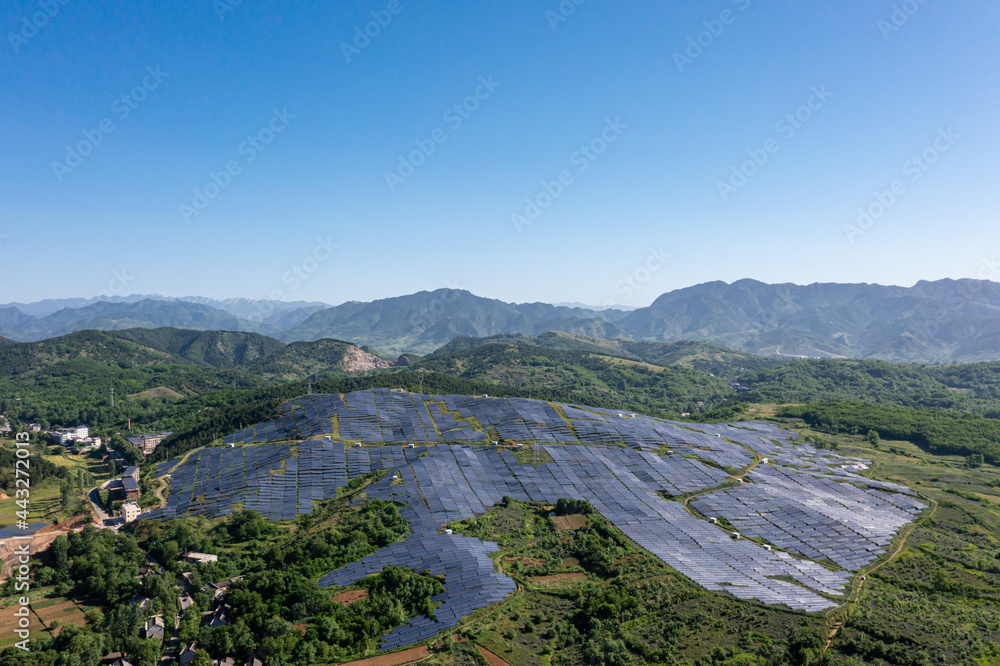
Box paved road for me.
[87,488,118,529]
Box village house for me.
[122,476,140,500]
[127,594,150,613]
[141,616,165,641]
[185,552,219,565]
[178,643,198,666]
[122,502,141,524]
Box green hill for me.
[420,334,1000,416]
[412,340,731,415]
[0,329,190,377]
[111,328,285,369]
[433,332,782,376]
[740,358,1000,415]
[247,338,399,380]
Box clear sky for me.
[2,0,998,307]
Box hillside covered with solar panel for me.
[145,389,926,651]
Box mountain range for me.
[3,279,999,362]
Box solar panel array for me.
[690,465,924,570]
[318,503,515,651]
[145,390,927,651]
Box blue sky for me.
[2,0,998,307]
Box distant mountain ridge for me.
[618,279,1000,362]
[0,295,329,320]
[283,289,627,354]
[3,279,999,362]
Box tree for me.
[866,429,880,447]
[60,479,73,509]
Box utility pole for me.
[419,372,424,394]
[110,387,114,408]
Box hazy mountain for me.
[555,302,638,312]
[173,296,329,323]
[260,305,328,330]
[0,296,149,317]
[0,295,328,328]
[284,289,627,354]
[617,279,1000,362]
[4,279,999,361]
[2,300,282,341]
[0,306,37,339]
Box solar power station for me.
[145,389,925,651]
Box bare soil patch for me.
[476,645,512,666]
[129,386,185,400]
[33,599,87,630]
[334,645,430,665]
[529,573,587,584]
[551,514,587,531]
[332,589,369,605]
[506,556,543,568]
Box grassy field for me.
[0,585,98,649]
[0,440,110,524]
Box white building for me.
[185,552,219,565]
[48,425,90,445]
[122,502,142,523]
